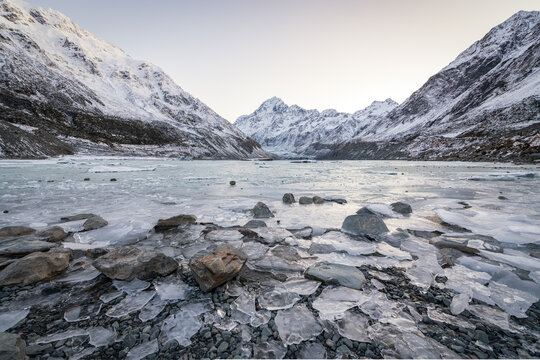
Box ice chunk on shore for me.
[310,231,376,256]
[100,290,123,303]
[88,326,116,347]
[106,291,155,318]
[250,310,272,328]
[333,310,370,342]
[56,266,101,283]
[427,308,474,329]
[406,254,442,291]
[258,289,301,311]
[488,281,538,318]
[0,309,30,332]
[205,229,244,242]
[376,242,412,260]
[161,301,212,346]
[312,286,366,320]
[275,278,321,296]
[64,303,102,322]
[450,293,470,315]
[126,339,159,360]
[113,279,150,294]
[297,342,327,359]
[444,264,492,304]
[34,329,88,344]
[139,297,167,322]
[154,279,191,301]
[275,304,323,345]
[252,340,287,359]
[480,250,540,272]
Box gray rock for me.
[0,226,35,239]
[253,202,274,218]
[60,214,96,222]
[154,214,197,232]
[0,251,70,286]
[0,237,58,256]
[83,216,108,231]
[298,197,313,205]
[190,244,247,292]
[26,343,53,356]
[36,226,68,242]
[217,341,229,353]
[325,197,347,205]
[390,201,412,215]
[243,220,267,229]
[282,193,295,204]
[93,246,178,281]
[312,196,325,204]
[430,238,479,254]
[229,180,236,186]
[304,262,366,290]
[341,213,389,235]
[0,332,26,360]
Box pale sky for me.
[34,0,539,122]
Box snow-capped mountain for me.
[235,97,398,157]
[0,0,270,159]
[238,11,540,161]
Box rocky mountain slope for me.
[238,11,540,162]
[235,97,397,158]
[0,0,269,159]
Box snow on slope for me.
[0,0,269,159]
[235,97,397,157]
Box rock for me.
[85,248,109,259]
[110,178,117,182]
[531,252,540,259]
[439,248,466,267]
[0,226,35,239]
[243,220,267,229]
[390,201,412,214]
[498,196,508,200]
[430,238,479,254]
[60,214,96,222]
[83,216,108,231]
[341,213,389,235]
[298,197,313,205]
[2,211,8,214]
[282,193,295,204]
[252,202,274,218]
[83,178,90,181]
[36,226,68,242]
[229,180,236,186]
[0,332,26,360]
[0,252,70,286]
[304,262,366,290]
[189,244,247,292]
[93,246,178,281]
[325,197,347,204]
[0,237,58,256]
[312,196,325,204]
[154,214,197,232]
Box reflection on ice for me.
[0,309,29,332]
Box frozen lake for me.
[1,157,539,247]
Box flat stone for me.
[190,244,247,292]
[60,214,96,222]
[0,226,35,239]
[304,262,366,290]
[298,197,313,205]
[282,193,295,204]
[390,202,412,215]
[430,238,479,254]
[341,213,389,235]
[243,220,267,229]
[252,202,274,218]
[0,252,70,286]
[0,332,26,360]
[93,246,178,281]
[312,196,325,204]
[154,214,197,232]
[83,216,108,231]
[36,226,68,242]
[0,237,58,256]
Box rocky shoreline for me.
[0,196,539,359]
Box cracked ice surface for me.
[257,288,301,311]
[139,297,167,322]
[488,281,539,318]
[154,279,191,301]
[34,329,89,344]
[64,303,102,322]
[106,291,155,318]
[275,304,323,345]
[88,326,116,347]
[332,310,370,342]
[126,339,159,360]
[312,286,366,320]
[113,279,151,294]
[161,300,213,346]
[310,231,376,255]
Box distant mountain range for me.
[236,11,540,162]
[0,0,270,159]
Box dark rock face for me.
[189,244,247,292]
[312,196,325,204]
[154,215,197,232]
[299,197,314,205]
[0,226,35,239]
[0,237,58,256]
[0,252,70,286]
[305,262,366,290]
[282,193,296,204]
[253,202,274,218]
[391,202,412,215]
[93,246,178,281]
[0,332,26,360]
[341,213,389,235]
[83,216,108,231]
[36,226,68,242]
[243,220,267,229]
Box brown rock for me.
[0,332,26,360]
[83,216,108,231]
[93,246,178,281]
[60,213,96,222]
[36,226,68,242]
[190,244,247,292]
[0,252,70,286]
[0,226,35,239]
[154,214,197,232]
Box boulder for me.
[93,246,178,281]
[325,197,347,204]
[298,197,313,205]
[390,202,412,215]
[341,213,389,235]
[36,226,68,242]
[154,214,197,232]
[0,332,26,360]
[244,220,267,229]
[60,213,96,222]
[305,262,366,290]
[0,226,35,239]
[282,193,296,204]
[190,244,247,292]
[0,252,70,286]
[83,216,108,231]
[312,196,325,204]
[0,237,58,256]
[252,202,274,218]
